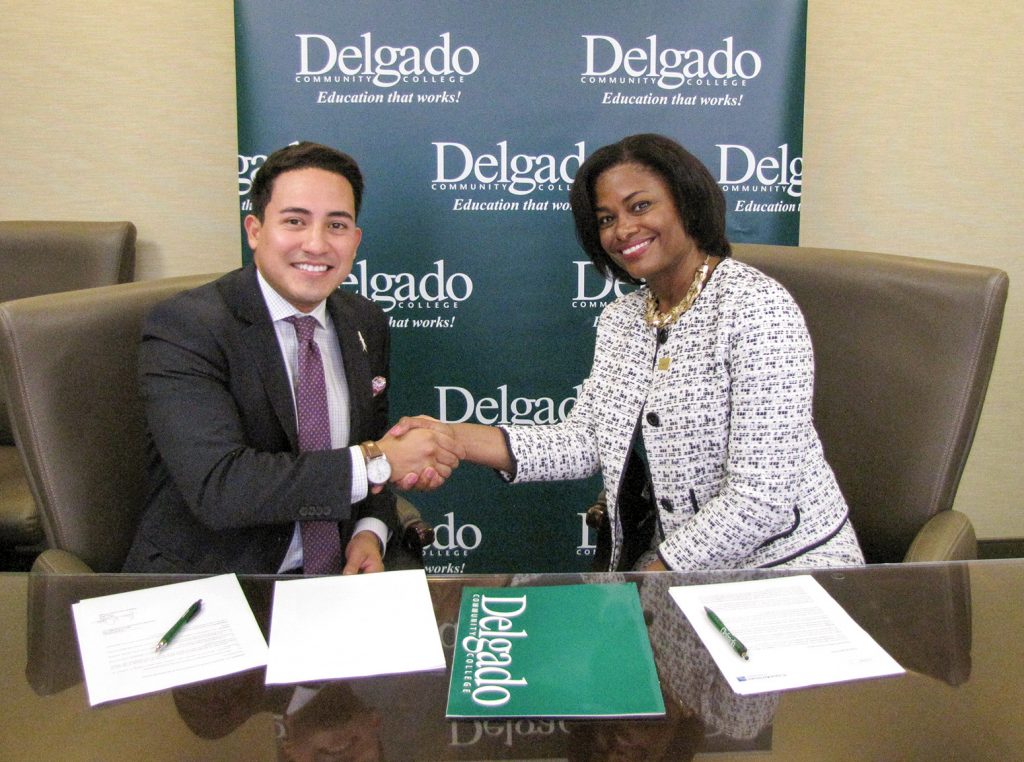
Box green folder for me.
[446,582,666,718]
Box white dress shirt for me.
[256,272,387,572]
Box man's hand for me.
[387,415,513,474]
[343,530,385,574]
[381,416,459,490]
[387,415,450,439]
[374,418,465,493]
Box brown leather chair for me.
[0,221,136,562]
[0,274,432,573]
[0,275,215,572]
[732,244,1008,563]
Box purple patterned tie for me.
[286,315,342,574]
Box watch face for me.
[367,457,392,485]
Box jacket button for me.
[657,328,669,344]
[660,498,674,511]
[646,412,660,426]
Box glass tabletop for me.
[1,560,1021,760]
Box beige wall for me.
[4,2,1022,538]
[2,3,241,279]
[801,2,1024,539]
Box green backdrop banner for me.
[234,0,808,573]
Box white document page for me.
[72,574,269,706]
[265,569,446,684]
[669,574,904,695]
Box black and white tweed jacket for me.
[503,258,854,571]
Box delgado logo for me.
[343,259,473,312]
[577,512,597,557]
[427,512,482,556]
[238,153,267,198]
[296,32,480,87]
[432,141,585,196]
[572,261,634,310]
[581,34,762,89]
[717,143,802,198]
[460,593,529,707]
[424,512,481,575]
[436,384,582,425]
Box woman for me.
[394,133,863,572]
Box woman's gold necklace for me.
[643,254,711,329]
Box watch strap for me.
[361,440,386,462]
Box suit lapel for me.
[222,266,300,450]
[328,293,372,444]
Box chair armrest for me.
[904,510,977,562]
[395,494,434,550]
[30,548,95,574]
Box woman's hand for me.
[374,417,466,493]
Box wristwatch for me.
[361,440,392,486]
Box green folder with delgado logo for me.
[446,582,665,718]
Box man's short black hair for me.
[249,141,365,221]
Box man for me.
[122,142,461,575]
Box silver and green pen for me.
[705,606,749,660]
[155,599,202,652]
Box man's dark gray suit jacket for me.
[122,265,397,574]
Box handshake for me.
[370,416,466,494]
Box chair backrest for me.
[0,274,218,572]
[733,243,1008,563]
[0,220,136,445]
